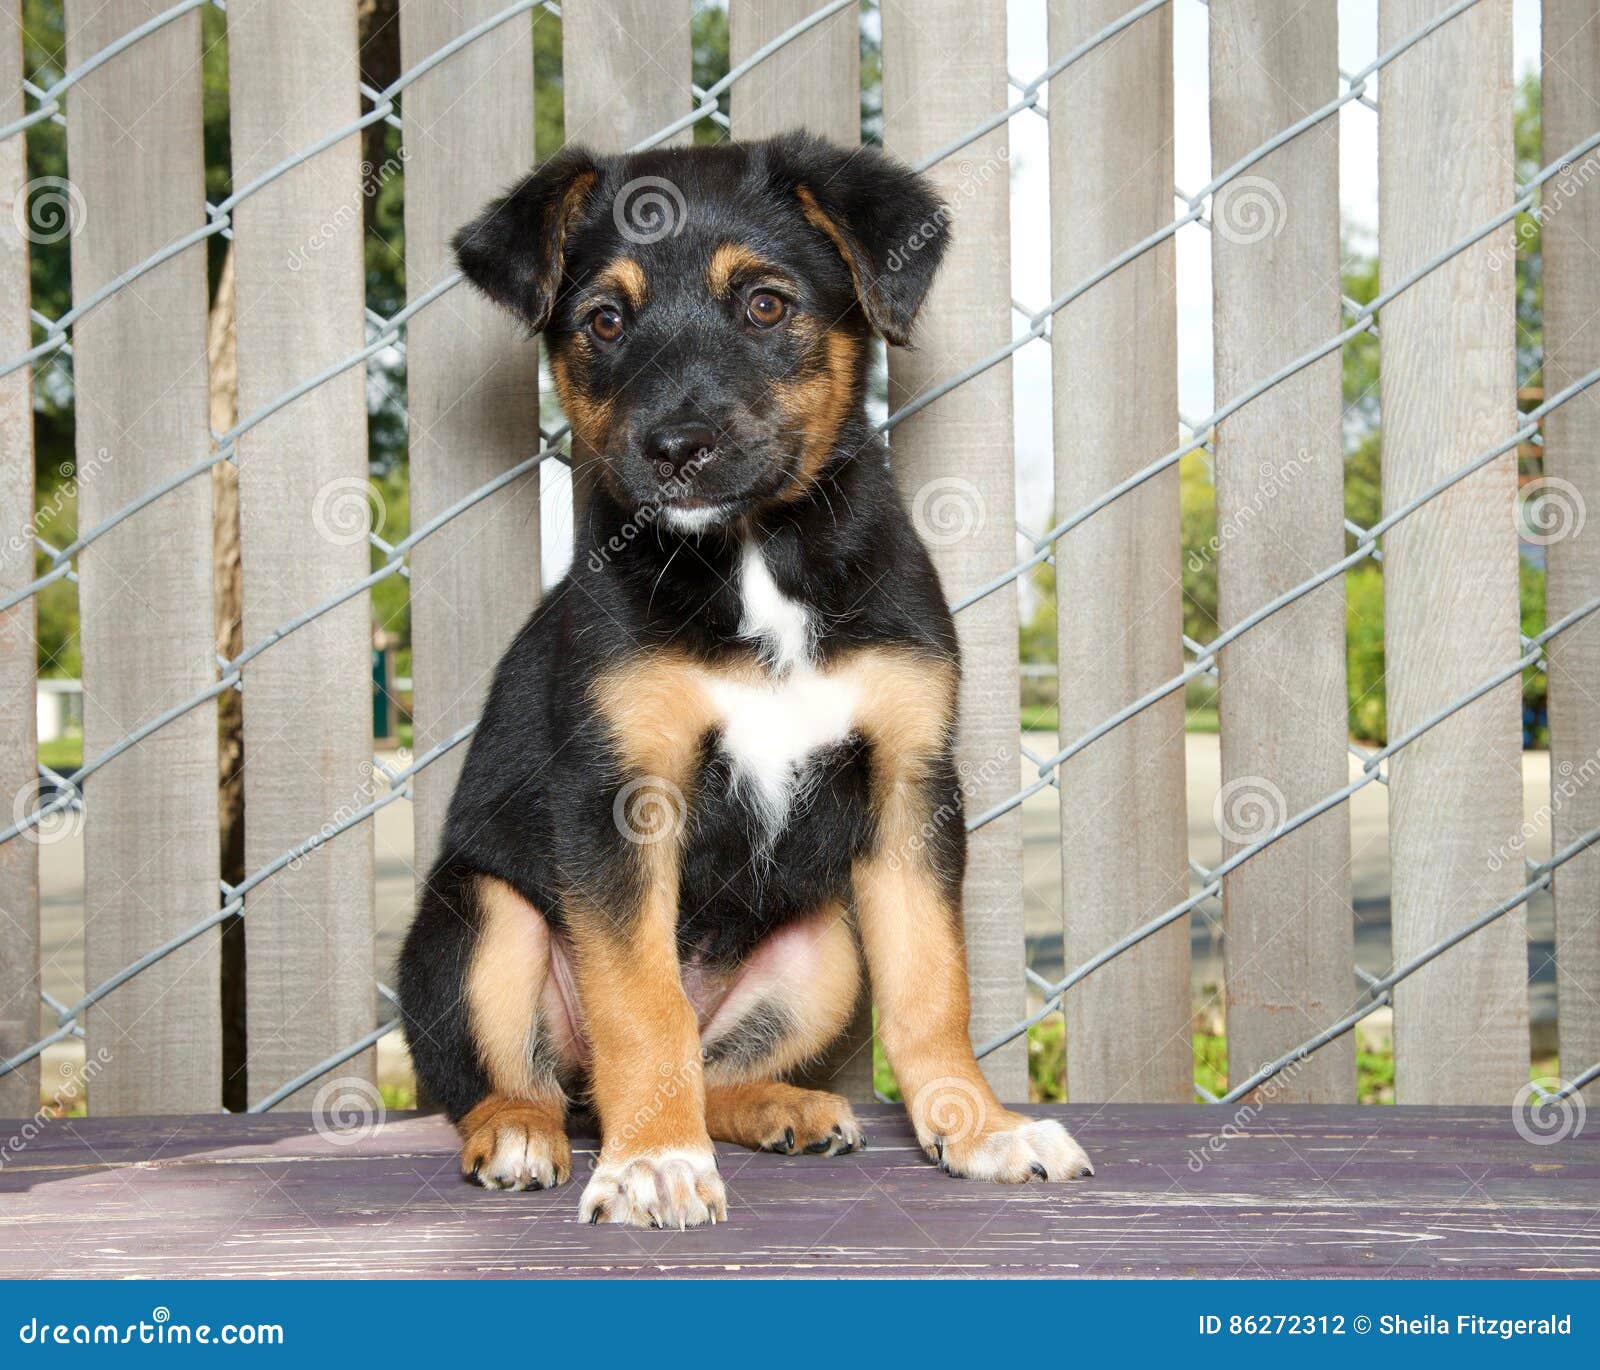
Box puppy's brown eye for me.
[590,307,624,342]
[746,291,787,328]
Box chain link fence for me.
[2,0,1597,1114]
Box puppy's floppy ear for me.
[765,132,949,347]
[452,146,601,331]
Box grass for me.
[39,734,82,773]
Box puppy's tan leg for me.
[701,902,864,1155]
[850,649,1093,1183]
[457,876,572,1190]
[569,898,726,1228]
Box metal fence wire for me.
[2,0,1598,1111]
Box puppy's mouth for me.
[654,494,742,534]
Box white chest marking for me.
[706,541,856,835]
[735,539,812,673]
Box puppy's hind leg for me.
[701,902,865,1157]
[400,870,573,1191]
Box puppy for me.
[398,132,1092,1229]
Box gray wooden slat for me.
[730,0,858,145]
[64,0,219,1114]
[727,0,871,1103]
[1047,0,1189,1101]
[0,3,38,1118]
[3,1105,1596,1278]
[1209,1,1353,1101]
[1542,1,1600,1101]
[559,0,692,152]
[880,2,1026,1099]
[400,2,541,885]
[1379,0,1526,1104]
[227,0,374,1107]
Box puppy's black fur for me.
[398,134,957,1124]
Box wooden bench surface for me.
[2,1104,1595,1278]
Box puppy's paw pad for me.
[460,1105,571,1192]
[578,1149,727,1229]
[937,1117,1093,1184]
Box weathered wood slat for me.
[730,0,857,145]
[1542,0,1600,1101]
[728,0,872,1100]
[2,1104,1594,1277]
[65,0,219,1114]
[560,0,692,152]
[401,0,541,883]
[228,0,373,1106]
[0,1,38,1118]
[881,2,1026,1099]
[1209,1,1353,1101]
[1379,0,1526,1104]
[1048,0,1189,1101]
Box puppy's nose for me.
[646,421,717,477]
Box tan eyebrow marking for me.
[593,256,648,310]
[708,242,783,296]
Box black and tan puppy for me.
[398,132,1092,1229]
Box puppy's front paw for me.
[578,1147,727,1229]
[909,1078,1092,1183]
[459,1098,572,1192]
[935,1116,1093,1183]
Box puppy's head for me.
[452,133,949,529]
